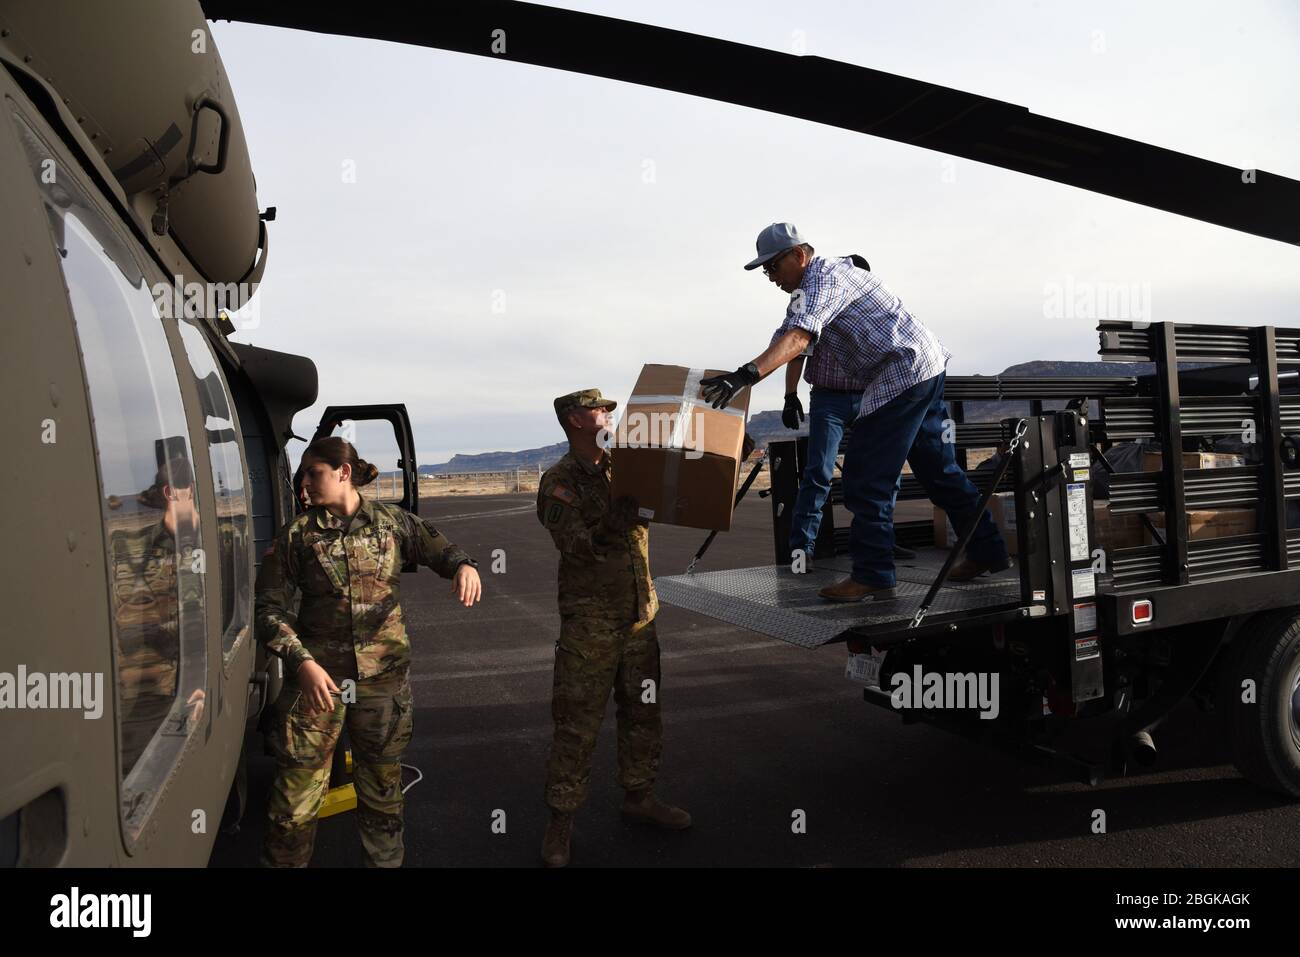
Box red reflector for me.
[1132,600,1153,624]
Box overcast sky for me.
[212,1,1300,471]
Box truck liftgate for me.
[656,321,1300,794]
[658,319,1300,645]
[655,406,1102,660]
[656,336,1130,649]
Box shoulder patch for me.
[550,484,576,504]
[544,502,565,527]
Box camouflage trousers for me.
[261,668,414,867]
[546,616,662,814]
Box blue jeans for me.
[789,387,864,559]
[842,372,1006,587]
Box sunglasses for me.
[762,247,794,275]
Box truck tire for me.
[1217,610,1300,798]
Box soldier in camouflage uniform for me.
[256,437,481,867]
[537,389,691,868]
[109,455,207,774]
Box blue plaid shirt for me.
[769,256,950,417]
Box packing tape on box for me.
[627,372,747,438]
[626,368,745,523]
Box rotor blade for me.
[201,0,1300,245]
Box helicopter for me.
[1,0,1294,866]
[0,0,420,865]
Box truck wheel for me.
[1218,610,1300,798]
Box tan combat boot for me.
[621,789,692,830]
[541,812,573,868]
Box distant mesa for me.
[419,442,568,475]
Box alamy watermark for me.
[602,411,707,460]
[49,887,150,937]
[151,275,261,330]
[0,666,103,719]
[890,665,1000,720]
[1043,275,1152,321]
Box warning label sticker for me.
[1072,568,1096,599]
[1073,602,1098,633]
[1069,452,1090,469]
[1066,482,1090,561]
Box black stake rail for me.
[1255,326,1290,571]
[1101,322,1300,363]
[1154,324,1190,586]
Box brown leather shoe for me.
[948,556,1012,582]
[818,577,897,602]
[622,790,692,830]
[541,812,573,867]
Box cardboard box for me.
[933,492,1017,556]
[1093,501,1146,550]
[1144,508,1256,544]
[609,364,750,531]
[1141,451,1245,472]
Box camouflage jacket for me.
[255,497,473,680]
[108,517,204,698]
[537,450,657,624]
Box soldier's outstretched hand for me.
[453,562,482,607]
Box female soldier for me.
[255,436,482,867]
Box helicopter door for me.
[309,405,420,569]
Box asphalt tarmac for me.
[209,493,1300,867]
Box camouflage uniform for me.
[255,495,474,867]
[108,517,206,775]
[538,404,662,814]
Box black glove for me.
[782,393,806,430]
[700,363,760,410]
[603,495,640,533]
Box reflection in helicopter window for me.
[14,111,208,844]
[108,455,206,776]
[178,320,252,661]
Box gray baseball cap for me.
[744,222,807,270]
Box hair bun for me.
[301,436,379,488]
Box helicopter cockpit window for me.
[177,321,252,663]
[12,112,208,847]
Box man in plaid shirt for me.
[702,223,1007,601]
[771,249,869,566]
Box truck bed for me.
[655,548,1022,648]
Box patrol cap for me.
[554,388,618,419]
[744,222,808,270]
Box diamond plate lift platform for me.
[656,550,1028,649]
